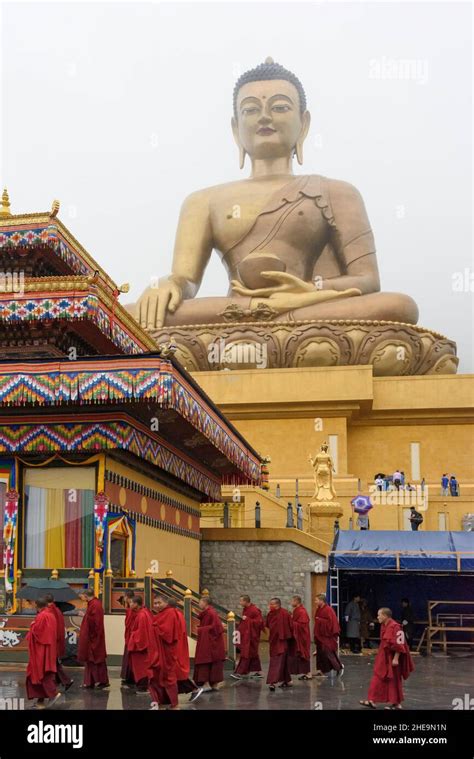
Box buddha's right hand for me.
[137,277,183,329]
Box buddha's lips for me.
[257,127,276,135]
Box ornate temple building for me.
[0,194,262,632]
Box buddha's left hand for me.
[231,271,361,311]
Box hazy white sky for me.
[2,1,472,370]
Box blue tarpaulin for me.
[330,530,474,572]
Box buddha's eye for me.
[272,104,291,113]
[242,107,259,116]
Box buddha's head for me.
[232,57,311,168]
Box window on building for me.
[24,467,95,568]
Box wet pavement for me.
[1,651,472,711]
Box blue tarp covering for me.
[331,531,474,572]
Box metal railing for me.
[104,570,241,663]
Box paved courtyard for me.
[1,652,473,711]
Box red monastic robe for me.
[194,606,226,686]
[368,619,414,705]
[265,607,293,685]
[313,603,343,674]
[121,607,136,681]
[127,606,157,683]
[26,608,57,684]
[235,604,264,674]
[314,603,340,652]
[47,604,66,657]
[150,606,179,686]
[288,604,311,674]
[77,597,107,664]
[174,607,191,680]
[47,603,73,687]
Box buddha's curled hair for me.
[233,57,307,116]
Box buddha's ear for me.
[231,116,246,170]
[295,110,311,166]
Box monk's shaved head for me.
[379,607,392,618]
[317,593,327,603]
[270,597,281,607]
[36,597,48,609]
[125,589,134,598]
[83,589,95,599]
[240,595,251,603]
[292,595,302,604]
[44,593,54,604]
[132,595,143,606]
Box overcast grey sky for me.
[2,1,472,370]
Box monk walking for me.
[360,607,414,710]
[148,595,180,709]
[193,596,226,692]
[45,593,73,690]
[127,595,155,694]
[78,589,109,689]
[231,594,264,680]
[313,593,344,676]
[288,595,312,680]
[26,598,61,709]
[265,597,293,691]
[120,589,136,687]
[171,602,203,702]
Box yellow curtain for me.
[45,488,65,568]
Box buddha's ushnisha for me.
[134,57,418,329]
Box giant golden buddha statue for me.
[131,58,457,375]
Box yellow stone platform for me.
[194,366,474,532]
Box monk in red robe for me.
[232,594,264,679]
[148,595,180,709]
[171,603,203,702]
[360,607,414,709]
[78,589,109,688]
[127,595,156,693]
[193,596,226,691]
[26,598,61,709]
[313,593,344,676]
[120,589,136,686]
[265,597,293,690]
[288,595,312,679]
[45,593,73,690]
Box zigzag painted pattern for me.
[0,225,90,276]
[0,367,260,482]
[0,294,145,353]
[0,421,221,500]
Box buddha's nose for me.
[258,114,272,125]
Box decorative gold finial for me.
[184,588,192,598]
[0,188,11,217]
[227,611,235,621]
[265,56,274,65]
[50,569,59,580]
[118,283,130,294]
[50,199,60,218]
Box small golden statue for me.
[308,442,337,502]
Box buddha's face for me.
[232,78,310,161]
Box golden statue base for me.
[152,319,458,376]
[308,501,343,545]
